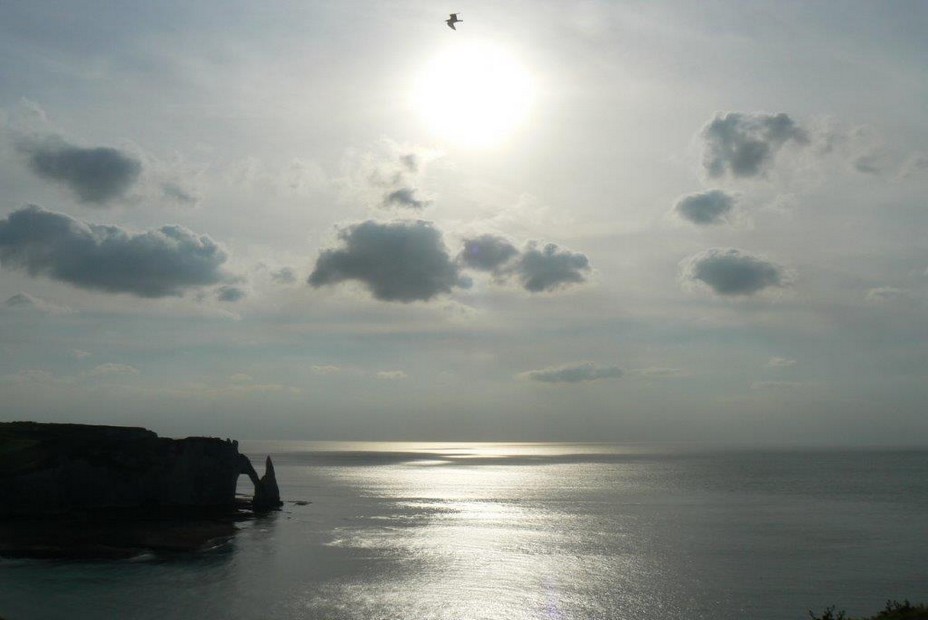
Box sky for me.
[1,0,926,444]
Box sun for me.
[412,42,534,148]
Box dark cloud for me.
[456,236,591,294]
[680,248,787,296]
[270,267,296,284]
[458,234,519,273]
[702,112,808,178]
[216,286,246,302]
[520,362,622,384]
[514,242,591,293]
[308,220,471,302]
[19,137,141,205]
[0,205,231,297]
[384,188,430,210]
[674,189,736,225]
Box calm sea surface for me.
[2,443,927,619]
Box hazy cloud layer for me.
[308,220,470,302]
[19,137,142,205]
[458,234,519,273]
[0,205,231,297]
[680,248,788,296]
[702,112,808,178]
[674,189,736,225]
[520,362,622,384]
[515,242,591,292]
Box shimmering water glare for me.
[2,443,927,620]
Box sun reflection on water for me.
[301,444,655,619]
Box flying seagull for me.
[446,13,462,30]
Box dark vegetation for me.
[810,601,928,620]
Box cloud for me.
[308,220,471,302]
[673,189,736,225]
[701,112,808,178]
[384,188,430,210]
[514,242,591,293]
[362,147,436,211]
[766,357,797,368]
[376,370,408,380]
[4,292,73,315]
[18,136,142,205]
[456,235,592,294]
[865,287,913,303]
[71,349,92,359]
[519,362,622,384]
[853,154,884,175]
[0,205,233,298]
[680,248,788,296]
[457,234,519,273]
[161,182,197,205]
[216,285,246,302]
[270,267,297,284]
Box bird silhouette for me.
[446,13,462,30]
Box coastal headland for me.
[0,421,281,558]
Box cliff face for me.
[0,422,271,518]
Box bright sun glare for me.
[413,42,534,148]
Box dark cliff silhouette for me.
[0,421,283,558]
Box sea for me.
[1,442,926,620]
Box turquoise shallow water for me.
[2,443,927,619]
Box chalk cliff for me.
[0,421,282,517]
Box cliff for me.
[0,422,282,517]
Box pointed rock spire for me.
[252,455,282,512]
